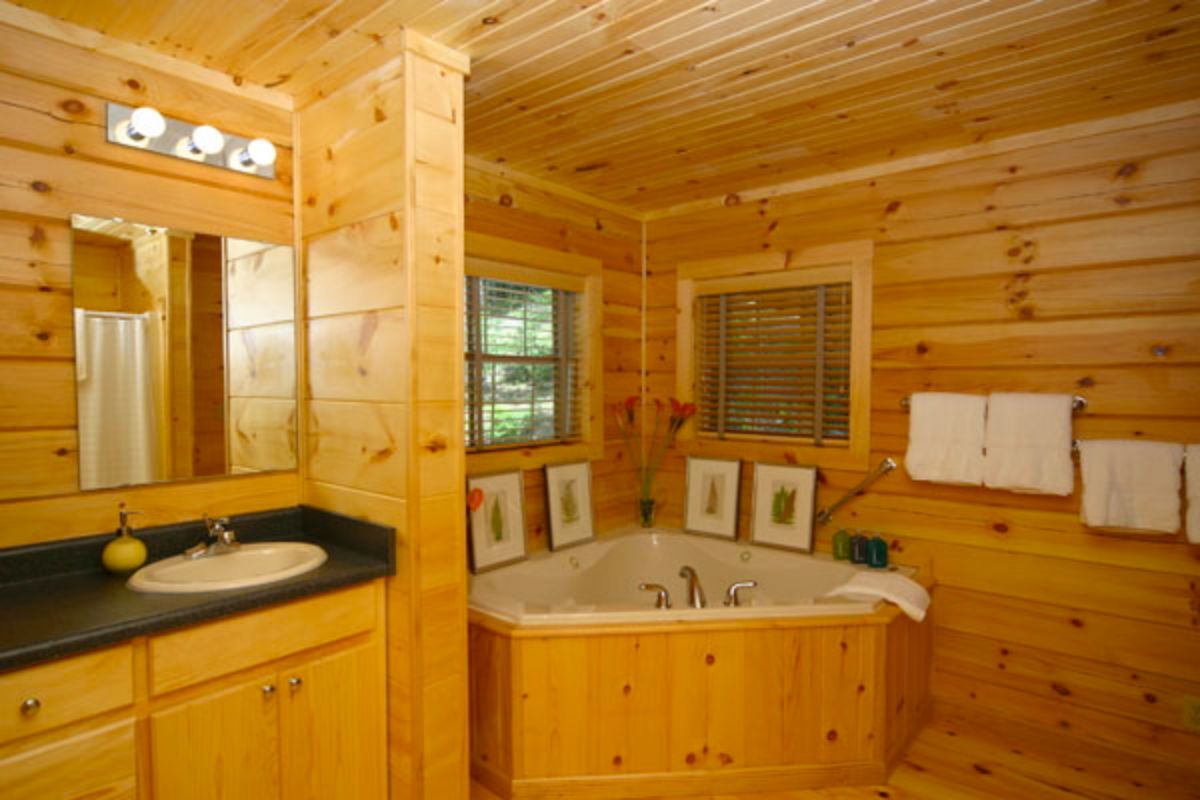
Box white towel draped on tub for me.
[1187,444,1200,544]
[904,392,986,486]
[1078,440,1184,533]
[983,392,1075,496]
[824,571,930,622]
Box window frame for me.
[464,232,603,474]
[675,241,873,471]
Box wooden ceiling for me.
[11,0,1200,213]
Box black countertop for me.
[0,506,395,673]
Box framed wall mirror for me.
[69,214,297,492]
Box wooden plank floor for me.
[472,706,1200,800]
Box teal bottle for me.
[867,536,888,569]
[833,529,851,560]
[850,533,868,564]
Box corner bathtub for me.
[469,529,933,799]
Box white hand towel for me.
[824,571,930,622]
[983,392,1074,495]
[904,392,986,485]
[1078,440,1184,533]
[1187,444,1200,544]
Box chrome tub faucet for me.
[723,580,758,607]
[678,565,706,609]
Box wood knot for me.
[423,435,447,453]
[717,753,733,765]
[972,763,992,775]
[915,341,929,355]
[54,447,69,456]
[705,653,715,665]
[612,755,622,766]
[31,181,51,193]
[1115,162,1139,179]
[499,193,513,207]
[1069,618,1084,628]
[125,78,143,91]
[1051,682,1071,696]
[884,200,901,215]
[1143,692,1157,704]
[482,15,499,24]
[34,331,50,341]
[685,752,696,765]
[373,106,387,122]
[993,522,1009,533]
[59,99,86,115]
[29,225,46,247]
[723,193,741,206]
[1076,376,1095,388]
[826,729,838,741]
[622,684,631,695]
[934,80,958,91]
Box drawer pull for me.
[19,698,41,717]
[261,684,276,696]
[288,676,303,691]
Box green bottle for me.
[833,529,851,560]
[867,536,888,569]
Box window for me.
[464,276,582,450]
[676,242,872,470]
[696,282,851,443]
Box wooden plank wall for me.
[225,238,297,474]
[0,22,298,545]
[646,110,1200,762]
[298,35,471,800]
[464,162,643,547]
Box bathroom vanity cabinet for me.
[0,580,386,799]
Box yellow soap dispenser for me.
[102,505,148,575]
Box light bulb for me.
[189,125,225,155]
[128,107,166,140]
[245,138,277,166]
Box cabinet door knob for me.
[261,684,276,696]
[20,697,41,716]
[288,676,303,690]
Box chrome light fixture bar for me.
[106,102,277,180]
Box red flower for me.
[680,402,697,418]
[623,395,638,412]
[467,488,484,512]
[670,397,683,416]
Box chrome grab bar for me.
[815,457,897,526]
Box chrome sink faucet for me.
[678,565,706,609]
[185,515,240,559]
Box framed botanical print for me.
[683,456,741,539]
[749,462,818,552]
[467,470,526,572]
[545,461,595,550]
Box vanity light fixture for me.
[228,138,277,173]
[106,102,277,180]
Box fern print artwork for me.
[771,483,797,526]
[560,479,580,524]
[489,493,506,544]
[703,474,723,518]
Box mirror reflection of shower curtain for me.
[75,308,164,490]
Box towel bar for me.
[899,394,1087,413]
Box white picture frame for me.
[683,456,741,540]
[467,470,527,573]
[545,460,595,550]
[749,462,817,552]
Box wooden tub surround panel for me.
[469,606,931,799]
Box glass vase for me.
[639,498,656,528]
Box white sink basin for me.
[127,542,327,594]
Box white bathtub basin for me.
[469,527,903,626]
[127,542,327,593]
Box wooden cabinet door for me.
[150,673,281,800]
[280,644,386,800]
[0,718,136,800]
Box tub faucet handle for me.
[723,580,758,607]
[638,582,671,609]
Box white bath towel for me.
[983,392,1075,495]
[904,392,986,486]
[1187,444,1200,544]
[824,571,930,622]
[1078,440,1184,533]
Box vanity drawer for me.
[0,718,136,799]
[0,644,133,745]
[148,581,378,695]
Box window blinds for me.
[465,276,582,450]
[695,283,852,443]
